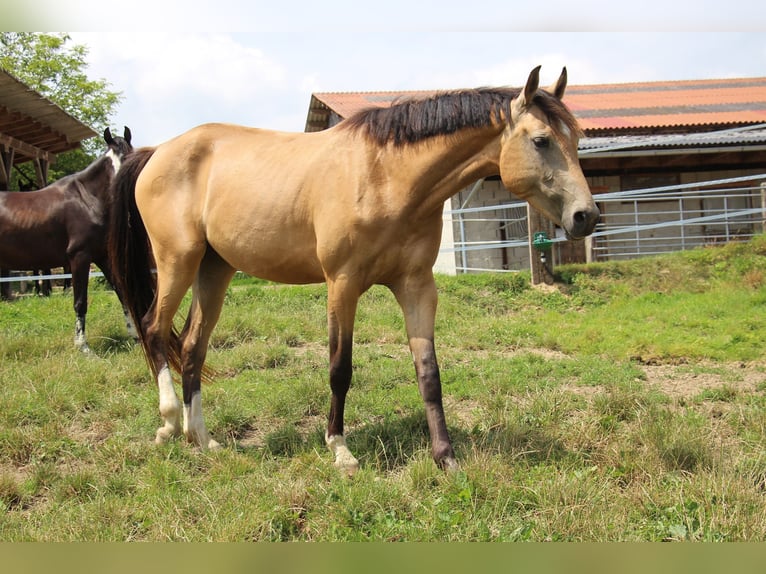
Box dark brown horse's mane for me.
[342,87,581,146]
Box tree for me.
[0,33,123,187]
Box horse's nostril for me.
[569,207,600,238]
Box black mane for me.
[342,87,581,146]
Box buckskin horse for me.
[108,67,599,473]
[0,127,134,353]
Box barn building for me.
[305,76,766,275]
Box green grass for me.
[2,237,766,540]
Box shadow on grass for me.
[90,331,138,355]
[233,410,571,473]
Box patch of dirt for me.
[641,361,766,401]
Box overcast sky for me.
[41,1,764,146]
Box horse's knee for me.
[417,367,443,405]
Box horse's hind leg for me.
[143,253,202,444]
[179,248,236,449]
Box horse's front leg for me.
[325,277,361,476]
[391,272,458,471]
[69,255,92,353]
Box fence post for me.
[761,182,766,234]
[527,205,555,285]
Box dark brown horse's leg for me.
[0,268,11,300]
[69,255,92,353]
[325,277,361,475]
[94,257,138,340]
[35,270,52,296]
[391,272,458,471]
[178,249,235,449]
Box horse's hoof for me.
[207,438,222,450]
[441,456,460,473]
[335,458,360,478]
[155,426,178,444]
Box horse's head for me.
[104,126,134,164]
[498,67,599,240]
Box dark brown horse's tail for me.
[107,147,182,377]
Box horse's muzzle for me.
[566,205,600,240]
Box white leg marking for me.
[74,316,91,353]
[155,366,182,443]
[325,433,359,476]
[183,392,220,450]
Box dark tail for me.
[107,147,182,376]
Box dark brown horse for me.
[0,127,134,353]
[108,67,599,473]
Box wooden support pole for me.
[761,182,766,234]
[527,205,556,285]
[0,147,14,191]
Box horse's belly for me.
[0,234,68,269]
[209,233,325,285]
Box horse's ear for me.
[548,67,567,100]
[123,126,132,144]
[104,127,114,145]
[511,65,541,121]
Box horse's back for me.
[136,123,332,284]
[0,187,73,268]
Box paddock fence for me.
[2,174,765,288]
[443,173,766,273]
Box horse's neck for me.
[76,156,113,199]
[390,126,503,216]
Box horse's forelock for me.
[532,90,583,140]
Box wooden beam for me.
[0,132,55,165]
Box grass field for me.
[1,236,766,541]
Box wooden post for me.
[761,182,766,234]
[527,205,556,285]
[0,147,14,191]
[33,157,49,187]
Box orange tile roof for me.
[307,77,766,134]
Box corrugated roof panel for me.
[308,76,766,134]
[579,125,766,153]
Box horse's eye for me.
[533,136,550,149]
